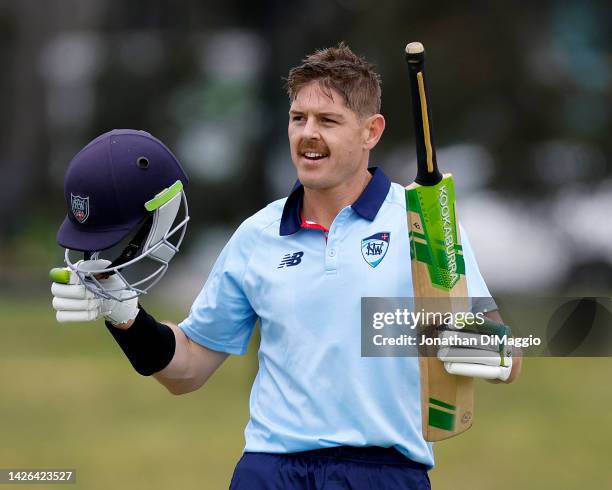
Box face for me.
[288,81,383,192]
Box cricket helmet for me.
[57,129,190,300]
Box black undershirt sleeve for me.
[105,306,176,376]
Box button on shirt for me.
[179,167,492,468]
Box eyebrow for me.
[289,109,345,121]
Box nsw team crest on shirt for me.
[361,232,390,268]
[71,194,90,223]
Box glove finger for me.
[439,330,501,353]
[52,297,101,312]
[51,282,96,300]
[444,362,510,380]
[56,309,100,323]
[49,267,75,285]
[440,354,505,366]
[438,347,508,366]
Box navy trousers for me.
[229,446,431,489]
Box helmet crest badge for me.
[70,194,90,223]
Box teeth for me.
[304,152,326,158]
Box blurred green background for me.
[1,0,611,488]
[3,298,612,489]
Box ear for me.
[362,114,385,151]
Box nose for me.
[302,116,321,140]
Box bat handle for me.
[405,42,442,186]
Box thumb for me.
[49,259,114,285]
[49,267,80,285]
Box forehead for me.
[290,81,349,114]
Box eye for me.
[291,114,304,122]
[322,117,336,124]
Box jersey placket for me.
[300,209,349,274]
[324,207,351,275]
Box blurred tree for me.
[0,0,610,292]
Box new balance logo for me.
[278,251,304,268]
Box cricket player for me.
[51,44,521,489]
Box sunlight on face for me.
[288,81,370,191]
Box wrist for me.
[107,318,136,330]
[104,300,139,326]
[105,306,176,376]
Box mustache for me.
[298,141,329,154]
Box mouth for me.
[300,150,329,163]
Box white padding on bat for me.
[445,362,511,381]
[438,347,504,366]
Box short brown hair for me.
[285,42,382,118]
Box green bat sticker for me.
[406,175,465,291]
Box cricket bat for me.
[404,42,474,441]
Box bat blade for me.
[404,42,473,441]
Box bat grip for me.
[405,49,442,186]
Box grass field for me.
[2,298,611,489]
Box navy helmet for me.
[57,129,190,301]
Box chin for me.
[294,156,339,190]
[301,180,329,190]
[296,172,329,190]
[296,172,316,187]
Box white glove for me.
[437,317,513,382]
[50,259,139,325]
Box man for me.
[52,44,520,489]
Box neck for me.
[302,169,372,230]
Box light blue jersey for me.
[179,168,491,467]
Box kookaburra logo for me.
[71,194,90,223]
[438,185,459,284]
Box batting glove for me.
[437,316,513,382]
[50,259,139,325]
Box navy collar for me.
[279,167,391,236]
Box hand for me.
[437,316,513,382]
[50,259,139,326]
